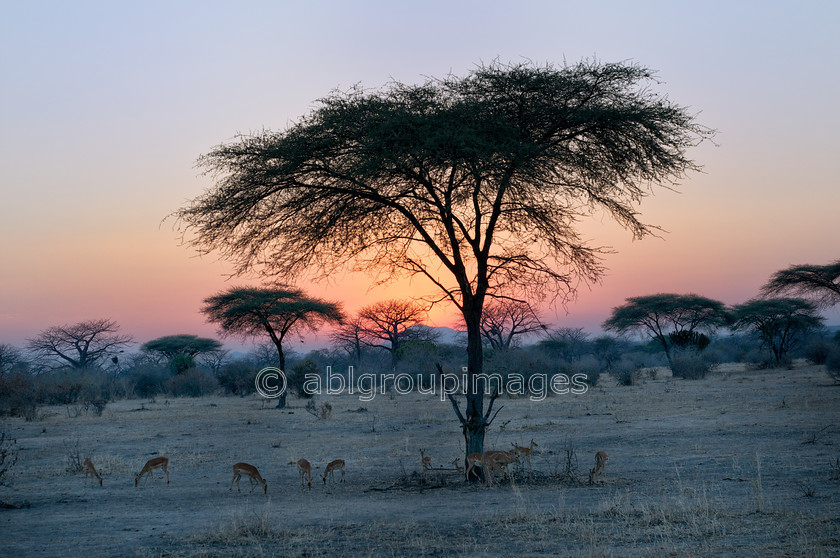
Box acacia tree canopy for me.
[202,285,343,372]
[730,298,824,366]
[603,293,728,364]
[176,60,711,463]
[761,259,840,308]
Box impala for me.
[230,462,267,494]
[83,457,103,487]
[451,458,464,474]
[135,456,169,487]
[420,449,432,475]
[484,450,519,482]
[465,452,485,482]
[322,459,346,484]
[511,439,538,468]
[297,458,312,490]
[589,451,608,484]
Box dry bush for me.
[305,399,332,420]
[0,431,18,486]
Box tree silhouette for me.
[761,259,840,308]
[730,298,824,366]
[479,300,544,351]
[603,294,727,366]
[176,60,711,463]
[202,285,343,408]
[141,334,222,373]
[27,319,133,370]
[357,299,428,371]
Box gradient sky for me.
[1,0,838,352]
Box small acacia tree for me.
[730,298,824,366]
[603,294,728,366]
[141,334,222,373]
[27,319,133,370]
[175,60,711,468]
[202,285,343,408]
[761,259,840,308]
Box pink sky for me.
[1,2,838,352]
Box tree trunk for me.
[462,300,488,481]
[274,342,287,409]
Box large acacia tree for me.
[603,293,728,366]
[176,60,710,462]
[201,285,343,408]
[761,259,840,308]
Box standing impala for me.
[135,456,169,487]
[297,458,312,490]
[511,439,538,468]
[322,459,346,484]
[589,451,608,484]
[230,462,267,494]
[83,457,103,487]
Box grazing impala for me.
[589,451,608,484]
[297,458,312,490]
[322,459,346,484]
[230,462,267,494]
[83,457,103,487]
[135,456,169,487]
[511,439,538,468]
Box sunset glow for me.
[1,1,838,351]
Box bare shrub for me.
[568,355,602,387]
[0,431,18,486]
[612,360,639,386]
[671,352,715,380]
[0,373,38,421]
[64,437,84,474]
[168,369,219,397]
[825,347,840,384]
[305,399,332,420]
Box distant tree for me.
[479,300,545,352]
[27,319,133,370]
[141,334,222,374]
[202,286,343,407]
[175,60,711,469]
[0,345,28,376]
[330,316,366,371]
[729,298,824,366]
[761,259,840,308]
[603,294,727,366]
[357,300,428,371]
[537,327,591,362]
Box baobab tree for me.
[27,319,133,370]
[175,60,711,466]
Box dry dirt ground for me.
[1,363,839,557]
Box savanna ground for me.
[1,363,839,557]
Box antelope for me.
[589,451,608,484]
[420,449,432,475]
[322,459,346,484]
[452,458,464,474]
[484,450,520,482]
[511,439,538,468]
[230,462,267,494]
[297,458,312,490]
[135,456,169,487]
[83,457,103,487]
